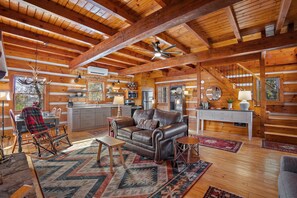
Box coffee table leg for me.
[118,146,126,169]
[97,143,102,162]
[108,147,113,173]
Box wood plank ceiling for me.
[0,0,296,75]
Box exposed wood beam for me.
[275,0,292,34]
[196,65,201,105]
[23,0,117,36]
[183,22,210,48]
[260,52,266,135]
[3,36,79,58]
[201,53,259,67]
[84,0,138,24]
[225,6,242,41]
[103,54,141,66]
[0,5,98,45]
[69,0,241,69]
[93,59,129,69]
[21,0,152,63]
[119,31,297,75]
[0,24,88,53]
[116,49,151,63]
[156,33,191,54]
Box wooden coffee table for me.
[96,136,126,173]
[174,136,200,164]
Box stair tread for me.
[264,124,297,129]
[268,115,297,121]
[264,131,297,138]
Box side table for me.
[96,136,126,173]
[174,136,200,164]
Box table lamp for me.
[0,91,10,161]
[113,95,124,117]
[238,90,251,111]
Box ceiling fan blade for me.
[161,53,170,58]
[162,44,176,51]
[162,51,182,54]
[151,55,156,60]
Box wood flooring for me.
[3,128,296,198]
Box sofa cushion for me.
[118,126,142,139]
[278,171,297,198]
[153,109,182,127]
[133,109,154,125]
[132,130,153,146]
[136,119,159,130]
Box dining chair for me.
[9,109,32,153]
[21,106,72,157]
[50,107,57,116]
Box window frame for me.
[265,75,284,105]
[87,81,105,103]
[12,74,47,112]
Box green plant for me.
[227,98,234,103]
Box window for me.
[157,86,168,103]
[14,76,45,111]
[88,82,104,102]
[266,77,280,101]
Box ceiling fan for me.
[151,41,181,60]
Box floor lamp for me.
[0,92,10,161]
[113,95,124,117]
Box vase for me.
[228,103,233,110]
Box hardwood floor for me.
[3,128,296,198]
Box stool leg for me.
[118,146,126,169]
[97,143,102,162]
[108,147,113,173]
[187,145,191,164]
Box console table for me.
[196,109,253,140]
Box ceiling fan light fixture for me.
[154,52,162,57]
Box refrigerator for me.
[142,91,153,110]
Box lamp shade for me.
[113,95,124,105]
[238,91,251,101]
[0,92,10,101]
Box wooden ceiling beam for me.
[22,0,152,63]
[0,24,88,53]
[0,5,98,45]
[3,36,79,58]
[84,0,138,24]
[225,6,242,41]
[69,0,241,69]
[119,31,297,75]
[275,0,292,34]
[183,22,210,48]
[103,54,142,66]
[117,49,151,63]
[92,59,129,69]
[23,0,117,36]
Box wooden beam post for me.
[196,64,201,106]
[260,51,266,136]
[225,6,242,41]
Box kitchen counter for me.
[67,105,131,132]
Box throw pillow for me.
[136,119,158,130]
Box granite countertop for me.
[196,108,254,112]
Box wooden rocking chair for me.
[21,107,72,157]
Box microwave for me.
[128,91,138,99]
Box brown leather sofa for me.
[111,109,187,162]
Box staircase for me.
[264,112,297,144]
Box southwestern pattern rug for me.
[262,140,297,154]
[203,186,243,198]
[33,141,212,198]
[191,135,243,153]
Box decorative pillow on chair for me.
[136,119,159,130]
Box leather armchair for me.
[112,109,187,162]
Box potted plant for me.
[227,98,234,110]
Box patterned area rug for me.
[203,186,243,198]
[262,140,297,154]
[33,140,212,198]
[191,135,243,153]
